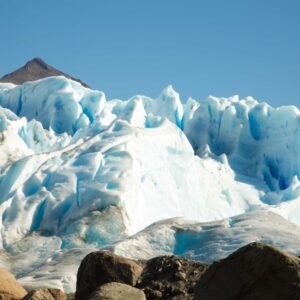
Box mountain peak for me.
[0,58,89,87]
[25,57,48,68]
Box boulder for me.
[88,282,146,300]
[137,255,208,299]
[75,251,143,300]
[22,289,67,300]
[0,268,27,300]
[194,242,300,300]
[66,294,74,300]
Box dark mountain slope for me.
[0,58,89,87]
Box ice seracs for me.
[0,77,106,134]
[184,95,300,191]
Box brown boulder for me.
[137,255,208,300]
[75,251,143,300]
[65,294,74,300]
[88,282,146,300]
[0,268,27,300]
[22,289,67,300]
[194,242,300,300]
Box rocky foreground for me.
[1,242,300,300]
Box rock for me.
[47,289,67,300]
[75,251,143,300]
[194,242,300,300]
[66,294,74,300]
[0,58,89,87]
[88,282,146,300]
[0,267,27,300]
[137,255,208,300]
[175,271,186,281]
[143,288,163,299]
[22,290,54,300]
[22,289,67,300]
[143,287,162,299]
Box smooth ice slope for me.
[0,76,300,291]
[109,210,300,262]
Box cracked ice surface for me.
[0,77,300,291]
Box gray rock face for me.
[22,289,67,300]
[194,242,300,300]
[75,251,143,300]
[0,58,89,87]
[138,255,208,300]
[88,282,146,300]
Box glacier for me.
[0,76,300,291]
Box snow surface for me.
[0,76,300,291]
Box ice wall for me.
[1,77,299,192]
[0,76,300,291]
[183,96,300,191]
[0,77,106,134]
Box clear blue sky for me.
[0,0,300,107]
